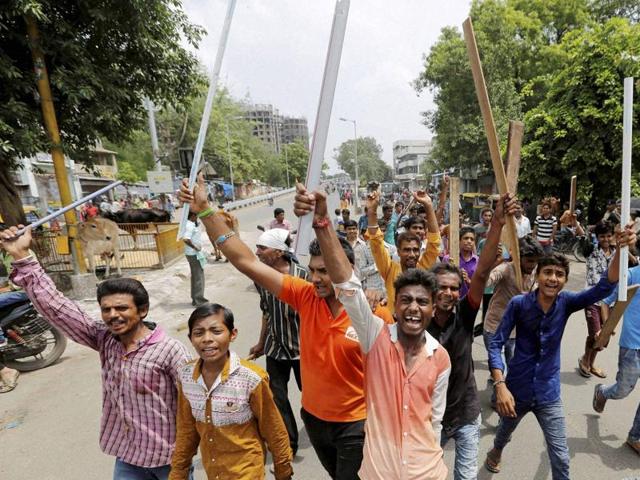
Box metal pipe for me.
[15,180,123,236]
[177,0,237,239]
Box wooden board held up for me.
[449,177,460,266]
[569,176,577,213]
[595,284,639,350]
[463,16,523,290]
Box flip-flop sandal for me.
[485,453,501,473]
[578,357,592,378]
[0,370,19,393]
[590,366,607,378]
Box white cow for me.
[78,217,122,277]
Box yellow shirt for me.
[170,352,292,480]
[369,228,441,311]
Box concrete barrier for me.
[222,188,295,211]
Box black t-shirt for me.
[427,296,481,429]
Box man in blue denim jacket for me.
[484,223,635,479]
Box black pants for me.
[186,255,207,305]
[301,408,365,480]
[266,357,302,455]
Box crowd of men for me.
[1,174,639,480]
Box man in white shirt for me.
[514,201,531,238]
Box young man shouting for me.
[294,184,451,479]
[486,223,635,479]
[427,193,517,480]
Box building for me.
[280,115,309,149]
[13,141,121,213]
[244,104,282,153]
[244,103,310,153]
[392,139,432,190]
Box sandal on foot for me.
[578,357,592,378]
[0,370,19,394]
[626,437,640,455]
[485,452,501,473]
[590,366,607,378]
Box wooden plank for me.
[569,176,577,213]
[595,284,639,349]
[505,121,524,195]
[449,177,460,266]
[463,17,523,290]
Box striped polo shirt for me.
[534,215,557,242]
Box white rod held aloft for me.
[177,0,237,239]
[295,0,350,255]
[619,77,634,302]
[15,180,123,236]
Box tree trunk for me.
[0,160,26,227]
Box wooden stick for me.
[505,121,524,195]
[595,285,639,349]
[463,17,522,290]
[569,176,577,213]
[449,177,460,266]
[502,121,524,254]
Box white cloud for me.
[182,0,471,173]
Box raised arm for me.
[179,174,284,297]
[293,184,384,352]
[366,191,393,280]
[467,193,517,306]
[1,226,103,350]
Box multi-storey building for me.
[392,139,432,190]
[243,104,309,153]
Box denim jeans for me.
[494,399,569,480]
[301,408,365,480]
[601,347,640,441]
[267,356,302,455]
[113,459,194,480]
[441,414,481,480]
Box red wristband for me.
[312,217,331,229]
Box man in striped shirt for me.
[249,228,307,456]
[533,200,558,254]
[0,226,192,480]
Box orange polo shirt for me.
[278,275,366,422]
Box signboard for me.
[147,171,174,194]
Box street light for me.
[339,117,359,209]
[224,120,236,202]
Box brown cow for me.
[78,217,122,277]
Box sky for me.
[181,0,472,174]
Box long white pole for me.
[619,77,634,301]
[295,0,350,255]
[177,0,237,239]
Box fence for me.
[32,223,184,273]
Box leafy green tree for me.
[0,0,204,224]
[334,136,392,185]
[116,162,140,183]
[280,140,309,186]
[521,18,640,219]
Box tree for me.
[521,18,640,220]
[116,162,140,183]
[0,0,205,225]
[334,136,392,185]
[280,140,309,186]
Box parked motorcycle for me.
[0,293,67,372]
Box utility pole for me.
[225,121,236,202]
[339,117,359,209]
[25,16,86,274]
[284,145,290,188]
[144,97,162,171]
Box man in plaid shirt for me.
[0,225,192,480]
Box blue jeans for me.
[113,459,194,480]
[601,347,640,441]
[494,399,569,480]
[483,330,515,404]
[441,414,481,480]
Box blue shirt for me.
[603,265,640,349]
[358,214,368,233]
[489,275,616,405]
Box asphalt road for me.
[1,193,639,479]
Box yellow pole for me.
[25,16,86,273]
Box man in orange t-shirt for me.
[178,174,393,480]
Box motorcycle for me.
[0,293,67,372]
